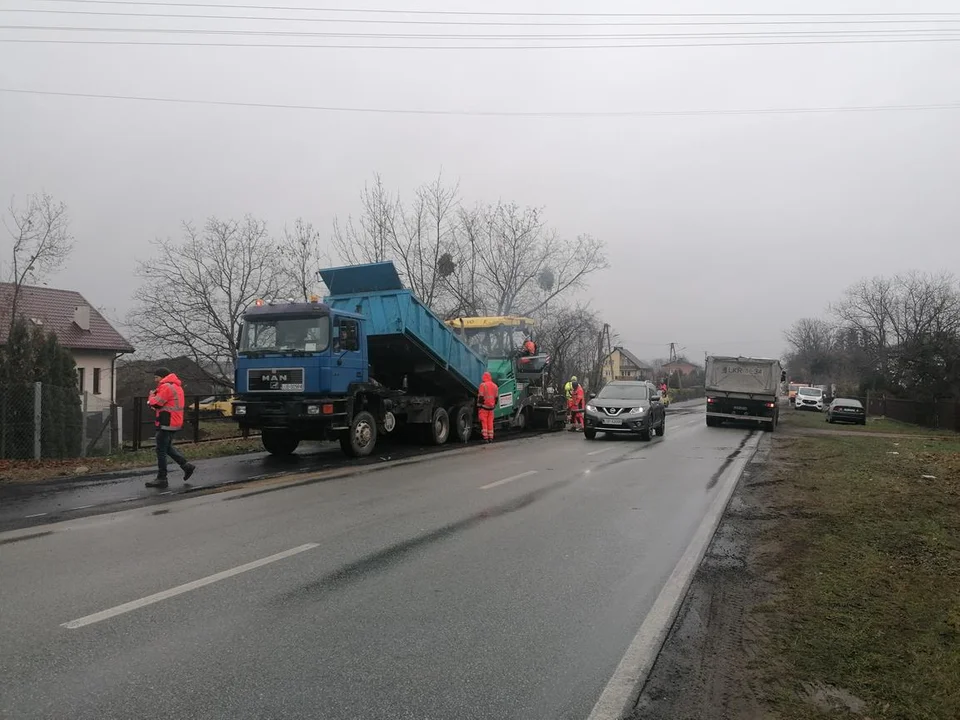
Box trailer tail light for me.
[765,402,776,408]
[707,397,715,404]
[322,404,335,414]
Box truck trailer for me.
[233,262,487,457]
[704,355,786,432]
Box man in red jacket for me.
[146,368,196,488]
[477,371,499,443]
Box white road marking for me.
[71,505,95,511]
[586,446,617,457]
[61,542,320,630]
[586,433,762,720]
[479,470,538,490]
[24,513,47,518]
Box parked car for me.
[583,380,665,441]
[826,397,866,425]
[795,386,825,412]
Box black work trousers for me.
[155,429,188,478]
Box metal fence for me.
[0,383,121,460]
[864,394,960,433]
[124,393,256,450]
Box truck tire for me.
[514,407,528,431]
[261,430,299,457]
[427,407,451,445]
[452,405,472,443]
[706,416,719,427]
[340,411,377,457]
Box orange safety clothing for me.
[568,382,585,429]
[148,373,186,431]
[477,371,499,442]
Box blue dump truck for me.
[233,262,487,457]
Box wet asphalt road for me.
[0,434,517,533]
[0,401,755,720]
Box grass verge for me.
[0,436,264,483]
[758,431,960,719]
[782,405,957,436]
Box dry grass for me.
[756,432,960,719]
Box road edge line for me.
[586,431,765,720]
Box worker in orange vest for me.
[477,371,499,443]
[568,378,585,431]
[522,338,537,356]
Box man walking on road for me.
[477,371,499,443]
[146,368,196,488]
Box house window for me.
[77,367,85,392]
[93,368,102,395]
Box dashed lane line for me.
[479,470,538,491]
[61,542,320,630]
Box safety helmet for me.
[571,375,577,382]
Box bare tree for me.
[331,174,399,266]
[446,202,607,317]
[128,216,293,384]
[2,192,73,331]
[331,172,459,309]
[282,218,327,301]
[535,305,606,390]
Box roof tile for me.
[0,283,135,353]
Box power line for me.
[7,8,960,27]
[5,36,960,49]
[3,87,959,118]
[6,25,960,40]
[36,1,960,19]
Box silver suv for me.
[583,381,666,441]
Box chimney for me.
[73,304,91,331]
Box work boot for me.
[182,463,196,483]
[146,477,169,489]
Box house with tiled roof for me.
[600,345,654,383]
[0,283,135,405]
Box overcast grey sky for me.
[2,0,958,363]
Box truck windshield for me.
[240,316,330,353]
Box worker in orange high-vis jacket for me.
[568,378,585,431]
[146,368,196,489]
[477,371,499,443]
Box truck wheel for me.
[514,407,528,431]
[340,411,377,457]
[546,409,559,431]
[261,430,299,456]
[428,407,450,445]
[706,417,719,427]
[453,405,472,443]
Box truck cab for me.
[234,299,372,455]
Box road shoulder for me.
[630,418,960,720]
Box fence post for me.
[110,404,119,452]
[80,392,89,458]
[193,396,200,443]
[865,390,871,418]
[132,397,142,450]
[33,381,42,460]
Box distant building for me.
[0,283,134,406]
[601,346,654,383]
[661,360,700,377]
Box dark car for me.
[825,397,866,425]
[583,381,666,441]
